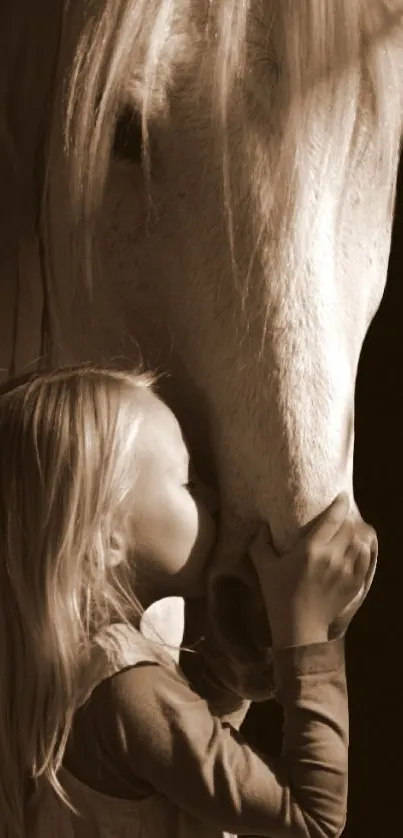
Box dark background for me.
[243,156,403,837]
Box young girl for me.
[0,366,376,838]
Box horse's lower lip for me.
[205,573,276,698]
[201,634,277,700]
[228,627,273,663]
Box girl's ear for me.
[108,530,127,566]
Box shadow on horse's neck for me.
[156,363,217,488]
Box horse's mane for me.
[65,0,403,262]
[1,0,403,351]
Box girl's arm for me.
[95,636,347,838]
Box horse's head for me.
[11,0,401,697]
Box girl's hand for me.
[248,493,377,648]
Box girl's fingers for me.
[349,539,372,579]
[251,493,350,569]
[306,492,350,544]
[248,524,279,567]
[327,516,355,555]
[345,534,367,566]
[353,521,378,564]
[346,522,377,579]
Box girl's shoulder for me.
[63,605,187,798]
[77,597,186,709]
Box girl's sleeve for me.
[99,638,348,838]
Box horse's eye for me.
[112,106,143,164]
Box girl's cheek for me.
[157,491,200,567]
[167,494,215,567]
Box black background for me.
[242,155,403,837]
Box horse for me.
[1,0,403,699]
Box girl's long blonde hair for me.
[0,365,155,837]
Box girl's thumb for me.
[248,523,280,571]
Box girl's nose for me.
[190,471,219,515]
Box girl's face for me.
[129,393,217,602]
